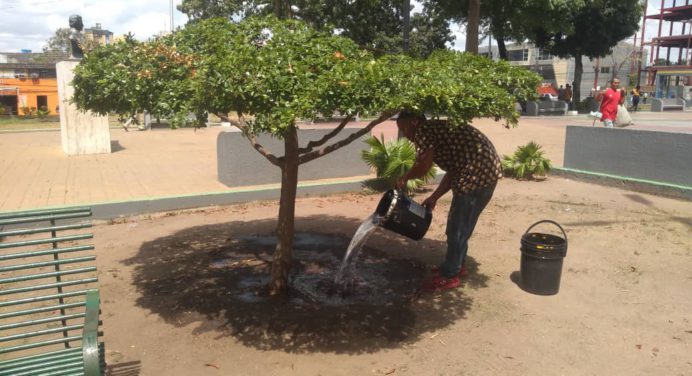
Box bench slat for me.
[0,223,92,237]
[0,278,98,296]
[0,234,93,249]
[0,207,91,220]
[0,302,86,320]
[3,356,84,376]
[0,256,96,273]
[0,347,82,370]
[0,334,83,355]
[0,245,94,261]
[0,290,89,308]
[0,267,96,285]
[0,212,91,226]
[0,323,84,343]
[0,313,86,331]
[27,363,85,376]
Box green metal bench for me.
[0,207,104,376]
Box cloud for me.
[0,0,188,52]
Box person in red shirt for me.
[596,78,625,127]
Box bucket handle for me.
[524,220,568,246]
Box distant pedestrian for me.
[564,84,573,110]
[596,78,624,128]
[630,85,641,111]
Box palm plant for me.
[502,141,552,180]
[361,134,437,194]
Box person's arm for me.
[396,148,434,188]
[421,173,452,211]
[595,90,604,102]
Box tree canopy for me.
[530,0,643,102]
[73,17,540,293]
[177,0,453,57]
[43,27,101,54]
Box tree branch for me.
[298,110,397,165]
[297,114,353,154]
[215,112,283,167]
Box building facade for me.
[0,52,66,116]
[84,23,114,46]
[641,1,692,99]
[1,24,114,116]
[479,41,646,100]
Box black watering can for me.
[375,189,433,240]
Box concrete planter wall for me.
[217,128,371,187]
[563,126,692,186]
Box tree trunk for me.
[497,37,507,60]
[573,53,583,105]
[465,0,481,54]
[268,126,299,295]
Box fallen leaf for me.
[205,363,220,370]
[635,344,642,350]
[384,368,396,375]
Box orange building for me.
[0,52,66,116]
[0,77,58,116]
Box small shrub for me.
[36,106,50,119]
[0,106,7,116]
[502,142,552,180]
[20,106,34,118]
[361,134,437,195]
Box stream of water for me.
[333,213,381,290]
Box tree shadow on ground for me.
[106,361,141,376]
[122,215,490,354]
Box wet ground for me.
[125,223,461,354]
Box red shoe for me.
[431,264,469,278]
[422,275,460,292]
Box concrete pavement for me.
[0,111,690,215]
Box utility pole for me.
[170,0,175,32]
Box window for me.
[536,49,553,60]
[37,96,48,110]
[508,49,529,62]
[600,66,611,74]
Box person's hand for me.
[422,196,438,211]
[396,177,407,190]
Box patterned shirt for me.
[413,120,502,195]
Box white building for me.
[479,41,647,99]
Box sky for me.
[0,0,188,52]
[0,0,685,54]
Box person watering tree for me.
[395,110,501,292]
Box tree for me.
[72,17,540,294]
[43,27,101,55]
[425,0,569,60]
[43,28,72,53]
[177,0,453,57]
[530,0,643,103]
[465,0,480,54]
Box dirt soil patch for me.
[95,177,692,376]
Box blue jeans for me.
[439,182,497,278]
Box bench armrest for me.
[82,289,102,376]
